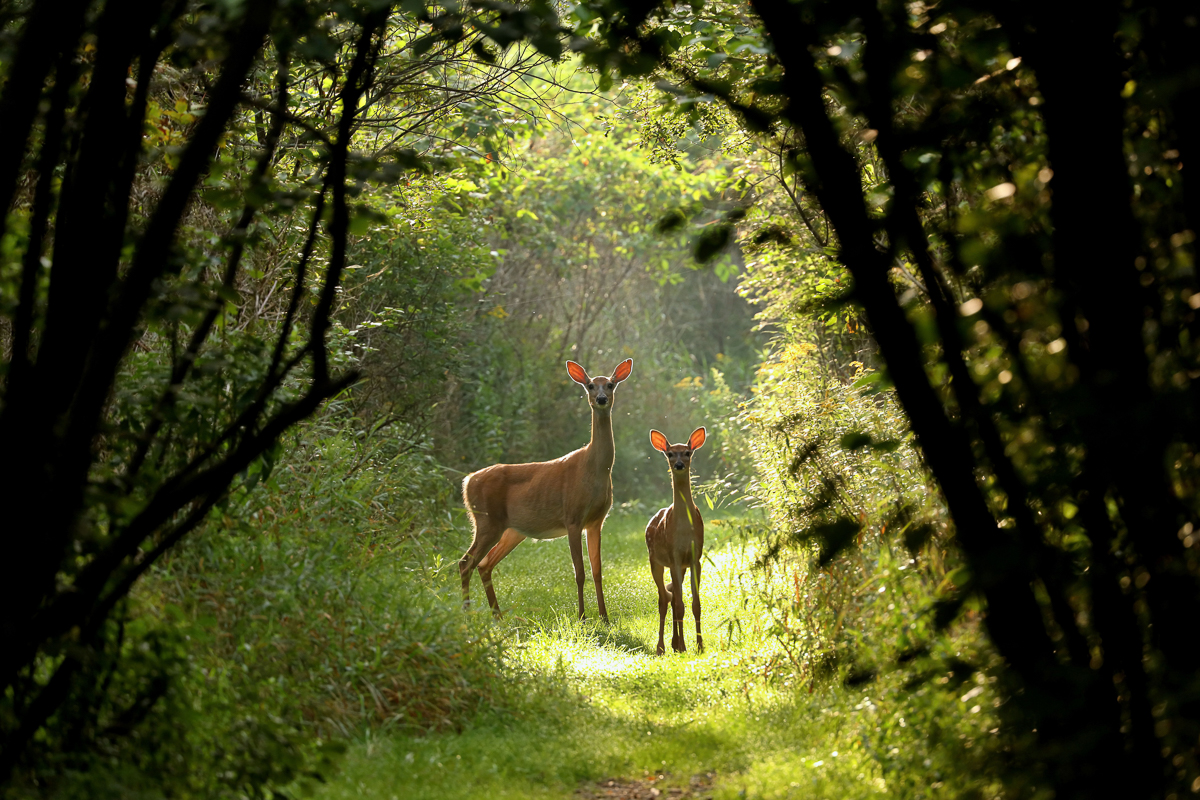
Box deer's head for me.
[567,358,632,411]
[650,427,706,472]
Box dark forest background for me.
[1,1,1198,798]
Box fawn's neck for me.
[587,408,615,472]
[671,469,695,512]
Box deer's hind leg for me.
[690,558,704,654]
[477,529,525,616]
[460,514,504,611]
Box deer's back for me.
[464,450,611,538]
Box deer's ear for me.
[688,427,707,450]
[566,361,589,385]
[611,358,633,383]
[649,430,669,452]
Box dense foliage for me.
[0,0,563,791]
[4,0,1199,798]
[583,0,1200,796]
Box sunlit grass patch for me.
[314,507,989,800]
[713,750,889,800]
[312,509,828,800]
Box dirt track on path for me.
[577,773,715,800]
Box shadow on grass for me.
[520,614,659,656]
[593,624,655,655]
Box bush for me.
[157,409,509,735]
[9,406,506,799]
[738,341,1014,795]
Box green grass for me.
[311,508,894,800]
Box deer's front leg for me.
[690,559,703,654]
[585,522,609,624]
[568,526,587,620]
[651,561,669,655]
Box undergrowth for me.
[33,414,513,799]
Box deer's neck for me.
[671,470,695,513]
[586,408,615,473]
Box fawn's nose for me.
[673,460,685,470]
[596,395,608,405]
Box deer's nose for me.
[596,395,608,405]
[673,461,685,470]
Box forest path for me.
[312,510,874,800]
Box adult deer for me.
[645,427,706,655]
[459,358,633,622]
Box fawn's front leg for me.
[651,562,669,655]
[669,564,687,652]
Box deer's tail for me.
[462,472,476,510]
[462,471,490,519]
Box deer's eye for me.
[684,451,691,457]
[606,383,614,389]
[587,384,594,390]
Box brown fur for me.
[645,427,706,655]
[458,359,632,621]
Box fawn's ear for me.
[611,358,633,383]
[688,427,707,450]
[566,361,589,385]
[649,430,669,452]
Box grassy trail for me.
[313,509,885,800]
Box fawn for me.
[645,427,706,655]
[459,358,633,622]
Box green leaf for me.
[655,208,688,233]
[903,523,935,554]
[694,223,732,263]
[411,34,437,57]
[816,518,860,566]
[839,431,872,450]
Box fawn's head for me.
[650,427,706,472]
[567,358,633,411]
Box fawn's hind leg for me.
[651,561,670,655]
[669,564,687,652]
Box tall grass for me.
[156,408,511,729]
[68,412,513,798]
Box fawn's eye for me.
[684,451,691,457]
[606,383,614,389]
[587,384,594,390]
